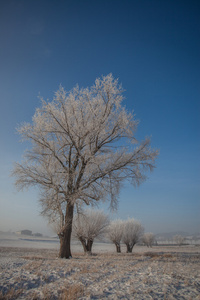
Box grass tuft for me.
[59,284,85,300]
[0,287,23,300]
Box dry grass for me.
[0,287,23,300]
[143,251,174,258]
[59,284,85,300]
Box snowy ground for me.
[0,234,200,299]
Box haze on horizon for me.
[0,0,199,237]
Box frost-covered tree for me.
[73,210,109,254]
[173,235,185,246]
[12,74,158,258]
[142,232,155,248]
[108,219,124,253]
[122,218,144,253]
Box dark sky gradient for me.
[0,0,199,235]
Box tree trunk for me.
[86,239,93,254]
[126,242,136,253]
[115,242,121,253]
[79,238,93,255]
[126,243,133,253]
[59,202,74,259]
[79,237,88,253]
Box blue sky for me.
[0,0,199,235]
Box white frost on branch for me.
[72,210,109,253]
[142,232,155,247]
[13,74,158,210]
[122,218,144,253]
[173,235,185,246]
[107,219,124,253]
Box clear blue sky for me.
[0,0,199,235]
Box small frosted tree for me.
[73,210,109,254]
[142,232,155,248]
[12,74,158,258]
[122,218,144,253]
[108,219,124,253]
[173,235,185,246]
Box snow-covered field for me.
[0,234,200,299]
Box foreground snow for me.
[0,243,200,299]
